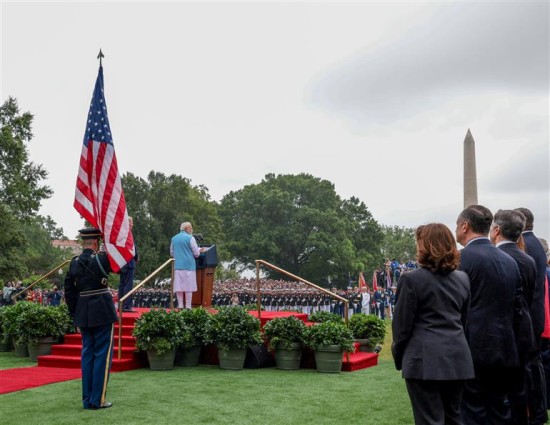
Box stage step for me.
[342,351,379,372]
[50,344,137,359]
[63,333,136,345]
[37,354,145,372]
[38,313,147,371]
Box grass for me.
[0,320,414,425]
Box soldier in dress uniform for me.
[64,228,118,410]
[323,295,331,312]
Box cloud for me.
[306,2,549,125]
[484,144,550,193]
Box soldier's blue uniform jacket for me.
[64,249,117,327]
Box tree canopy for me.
[0,97,52,220]
[219,173,383,287]
[0,98,58,282]
[380,225,417,264]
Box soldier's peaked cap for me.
[79,228,102,240]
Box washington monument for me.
[463,129,478,207]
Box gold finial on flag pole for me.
[97,49,104,66]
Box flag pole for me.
[97,49,104,66]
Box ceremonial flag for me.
[372,271,378,291]
[358,272,366,289]
[74,63,134,272]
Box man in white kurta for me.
[361,287,371,315]
[170,222,201,309]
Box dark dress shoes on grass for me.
[88,402,113,410]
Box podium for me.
[192,245,218,308]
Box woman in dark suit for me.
[392,223,474,425]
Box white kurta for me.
[173,270,197,292]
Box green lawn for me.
[0,320,414,425]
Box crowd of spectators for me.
[1,259,418,319]
[374,258,418,288]
[1,281,65,307]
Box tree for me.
[341,196,384,275]
[122,171,223,279]
[219,173,383,287]
[380,225,417,265]
[0,203,27,282]
[21,216,68,275]
[41,215,65,240]
[0,97,52,219]
[0,97,53,281]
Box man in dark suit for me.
[64,228,118,410]
[515,207,548,424]
[455,205,521,424]
[118,216,138,312]
[490,209,538,424]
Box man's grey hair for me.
[180,222,192,231]
[493,209,526,242]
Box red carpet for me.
[0,366,82,394]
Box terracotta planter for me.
[175,345,202,366]
[274,342,303,370]
[217,346,247,370]
[27,337,57,361]
[147,349,176,371]
[314,344,343,373]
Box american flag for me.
[74,64,135,272]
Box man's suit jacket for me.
[523,231,547,338]
[498,242,538,358]
[392,267,475,380]
[459,238,520,368]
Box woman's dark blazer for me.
[392,267,475,380]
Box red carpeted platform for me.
[341,344,379,372]
[38,308,147,371]
[0,366,82,395]
[37,308,377,373]
[249,310,309,327]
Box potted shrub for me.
[133,309,183,370]
[0,307,12,352]
[204,306,262,370]
[263,316,306,370]
[18,304,72,361]
[51,304,75,343]
[2,301,36,357]
[348,313,386,352]
[304,321,354,373]
[308,311,343,324]
[174,307,211,366]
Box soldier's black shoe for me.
[89,402,113,410]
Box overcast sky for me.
[2,0,549,244]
